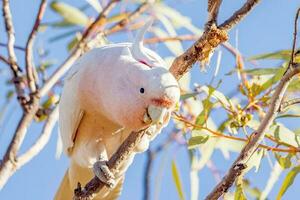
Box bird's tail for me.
[54,169,73,200]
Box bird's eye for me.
[140,87,145,94]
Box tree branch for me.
[280,98,300,111]
[205,8,300,198]
[205,64,300,200]
[25,0,47,93]
[18,106,58,167]
[74,0,262,198]
[74,129,149,199]
[207,0,222,27]
[218,0,260,30]
[169,24,228,80]
[0,95,40,189]
[0,42,25,51]
[2,0,28,109]
[290,8,300,65]
[39,0,121,97]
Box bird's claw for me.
[93,160,116,188]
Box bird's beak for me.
[143,105,167,125]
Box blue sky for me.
[0,0,300,200]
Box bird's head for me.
[97,20,180,130]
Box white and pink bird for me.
[55,21,180,200]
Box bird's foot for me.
[93,160,116,189]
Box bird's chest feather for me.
[71,111,132,167]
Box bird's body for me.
[55,22,180,200]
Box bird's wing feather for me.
[59,66,84,155]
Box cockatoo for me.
[54,21,180,200]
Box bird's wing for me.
[59,66,84,155]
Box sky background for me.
[0,0,300,200]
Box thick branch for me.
[169,24,228,80]
[0,95,40,189]
[74,129,149,199]
[25,0,47,93]
[74,0,262,198]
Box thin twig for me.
[0,42,25,51]
[207,0,222,27]
[39,0,120,97]
[290,8,300,65]
[18,106,58,167]
[104,2,149,35]
[25,0,47,93]
[173,114,300,153]
[0,55,10,66]
[2,0,28,109]
[280,98,300,111]
[218,0,260,30]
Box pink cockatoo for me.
[54,21,180,200]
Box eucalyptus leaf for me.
[171,160,186,200]
[277,166,300,199]
[50,1,89,26]
[188,135,209,149]
[248,50,300,62]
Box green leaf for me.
[277,166,300,200]
[6,90,14,100]
[194,99,213,128]
[235,180,247,200]
[243,179,262,199]
[242,68,280,76]
[250,83,263,97]
[200,85,234,109]
[180,92,199,101]
[50,1,89,26]
[248,50,299,61]
[171,160,186,200]
[260,67,285,92]
[49,20,75,27]
[67,34,82,51]
[188,135,209,149]
[275,153,293,169]
[287,78,300,92]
